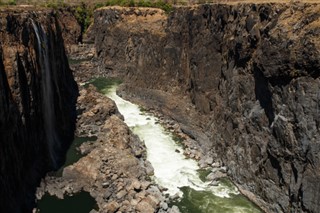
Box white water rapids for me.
[106,85,238,198]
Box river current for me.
[104,81,261,213]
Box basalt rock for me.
[91,4,320,212]
[0,8,77,213]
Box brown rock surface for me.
[90,4,320,212]
[36,86,173,213]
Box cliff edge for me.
[90,4,320,212]
[0,8,78,212]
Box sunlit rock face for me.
[91,5,320,212]
[0,8,78,213]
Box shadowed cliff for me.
[0,9,78,212]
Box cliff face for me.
[0,8,77,212]
[91,5,320,212]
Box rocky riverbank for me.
[35,83,182,213]
[89,4,320,212]
[35,41,235,211]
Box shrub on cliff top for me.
[0,0,16,5]
[96,0,173,13]
[75,2,93,32]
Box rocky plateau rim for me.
[3,0,320,11]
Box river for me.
[37,78,261,213]
[102,79,261,213]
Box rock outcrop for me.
[36,85,177,213]
[0,8,78,213]
[90,4,320,212]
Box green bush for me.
[8,0,16,5]
[74,3,93,32]
[0,0,16,6]
[45,0,68,9]
[94,3,105,9]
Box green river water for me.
[37,78,262,213]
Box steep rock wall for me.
[0,8,78,213]
[91,4,320,212]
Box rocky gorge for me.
[36,84,179,213]
[0,2,319,213]
[88,3,320,213]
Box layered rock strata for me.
[90,5,320,212]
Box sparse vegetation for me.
[0,0,173,31]
[41,0,172,32]
[92,0,173,13]
[0,0,174,34]
[0,0,17,5]
[74,2,92,33]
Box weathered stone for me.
[160,201,168,210]
[132,180,141,191]
[144,195,159,209]
[135,200,154,213]
[145,161,155,176]
[204,157,214,165]
[116,190,127,199]
[130,199,139,206]
[168,205,181,213]
[106,201,120,213]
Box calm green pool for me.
[55,136,97,176]
[36,191,96,213]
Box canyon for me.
[0,1,319,213]
[89,4,320,212]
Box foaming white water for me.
[106,85,238,198]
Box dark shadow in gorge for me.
[253,64,275,126]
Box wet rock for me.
[168,205,181,213]
[145,161,155,176]
[160,201,168,210]
[141,181,151,190]
[207,171,227,181]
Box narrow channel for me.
[100,80,261,213]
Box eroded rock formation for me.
[0,8,78,212]
[90,5,320,212]
[36,85,175,213]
